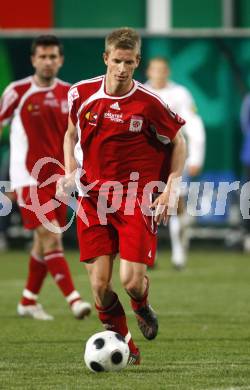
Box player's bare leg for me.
[120,259,158,341]
[85,255,140,364]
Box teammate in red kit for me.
[59,28,186,363]
[0,35,91,320]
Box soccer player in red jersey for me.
[0,36,91,320]
[59,28,186,363]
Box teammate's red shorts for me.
[16,184,67,230]
[76,194,157,267]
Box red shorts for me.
[16,184,67,230]
[77,194,157,267]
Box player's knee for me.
[123,280,142,298]
[37,228,62,252]
[91,278,110,300]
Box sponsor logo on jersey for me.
[27,103,40,114]
[85,111,98,124]
[129,116,143,132]
[44,99,59,107]
[104,111,124,123]
[110,101,120,110]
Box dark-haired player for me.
[0,35,91,320]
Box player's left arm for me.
[151,130,186,225]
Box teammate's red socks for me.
[21,253,47,306]
[44,250,78,302]
[96,292,138,355]
[130,276,149,312]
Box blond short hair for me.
[105,27,141,55]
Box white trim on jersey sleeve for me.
[10,114,37,190]
[0,86,19,124]
[0,77,32,126]
[3,76,32,97]
[74,119,85,196]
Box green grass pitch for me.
[0,249,250,389]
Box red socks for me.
[130,276,149,312]
[21,253,47,305]
[21,250,81,307]
[44,250,78,303]
[96,292,138,354]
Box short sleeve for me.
[68,86,80,126]
[148,98,185,144]
[0,84,19,125]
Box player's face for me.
[31,45,63,82]
[147,60,170,88]
[103,47,140,88]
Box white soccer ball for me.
[84,330,130,372]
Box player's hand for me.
[150,182,181,226]
[188,165,201,177]
[56,173,76,201]
[150,192,169,226]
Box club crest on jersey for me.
[85,111,98,124]
[129,116,143,132]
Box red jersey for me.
[68,75,185,195]
[0,76,70,189]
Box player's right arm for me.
[64,84,81,175]
[0,83,19,140]
[64,117,77,175]
[0,84,19,120]
[57,85,80,198]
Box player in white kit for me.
[145,57,206,268]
